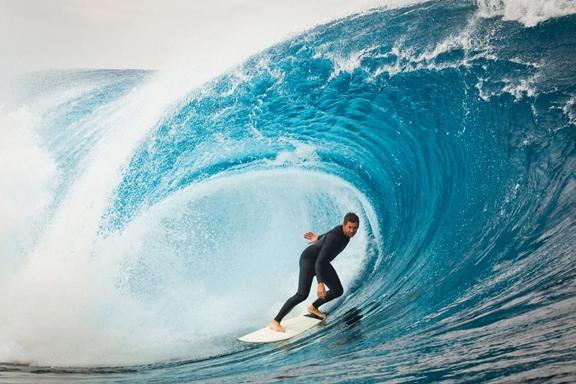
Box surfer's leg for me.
[311,263,343,309]
[273,260,315,323]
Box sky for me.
[0,0,422,75]
[3,0,573,81]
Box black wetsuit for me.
[274,225,350,322]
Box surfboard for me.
[238,314,324,343]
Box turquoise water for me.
[1,1,575,382]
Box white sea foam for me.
[501,76,539,100]
[270,142,321,166]
[371,27,491,77]
[476,0,576,27]
[475,72,542,102]
[321,29,482,79]
[563,96,576,126]
[0,107,58,279]
[325,48,373,80]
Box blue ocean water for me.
[1,1,575,383]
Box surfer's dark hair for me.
[343,212,360,225]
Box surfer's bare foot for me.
[307,305,326,319]
[268,320,285,332]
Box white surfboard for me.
[238,314,324,343]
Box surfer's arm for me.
[304,231,328,243]
[315,232,336,283]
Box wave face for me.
[1,1,575,382]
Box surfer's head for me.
[342,212,359,238]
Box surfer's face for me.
[343,221,359,238]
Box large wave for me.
[1,0,575,382]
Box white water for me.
[0,108,58,279]
[476,0,576,27]
[0,162,372,366]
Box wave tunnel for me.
[1,1,575,382]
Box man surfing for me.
[269,212,360,332]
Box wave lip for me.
[476,0,576,27]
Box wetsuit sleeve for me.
[315,231,338,284]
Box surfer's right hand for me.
[304,231,319,242]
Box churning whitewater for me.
[1,0,575,382]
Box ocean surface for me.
[1,1,575,382]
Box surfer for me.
[269,212,360,332]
